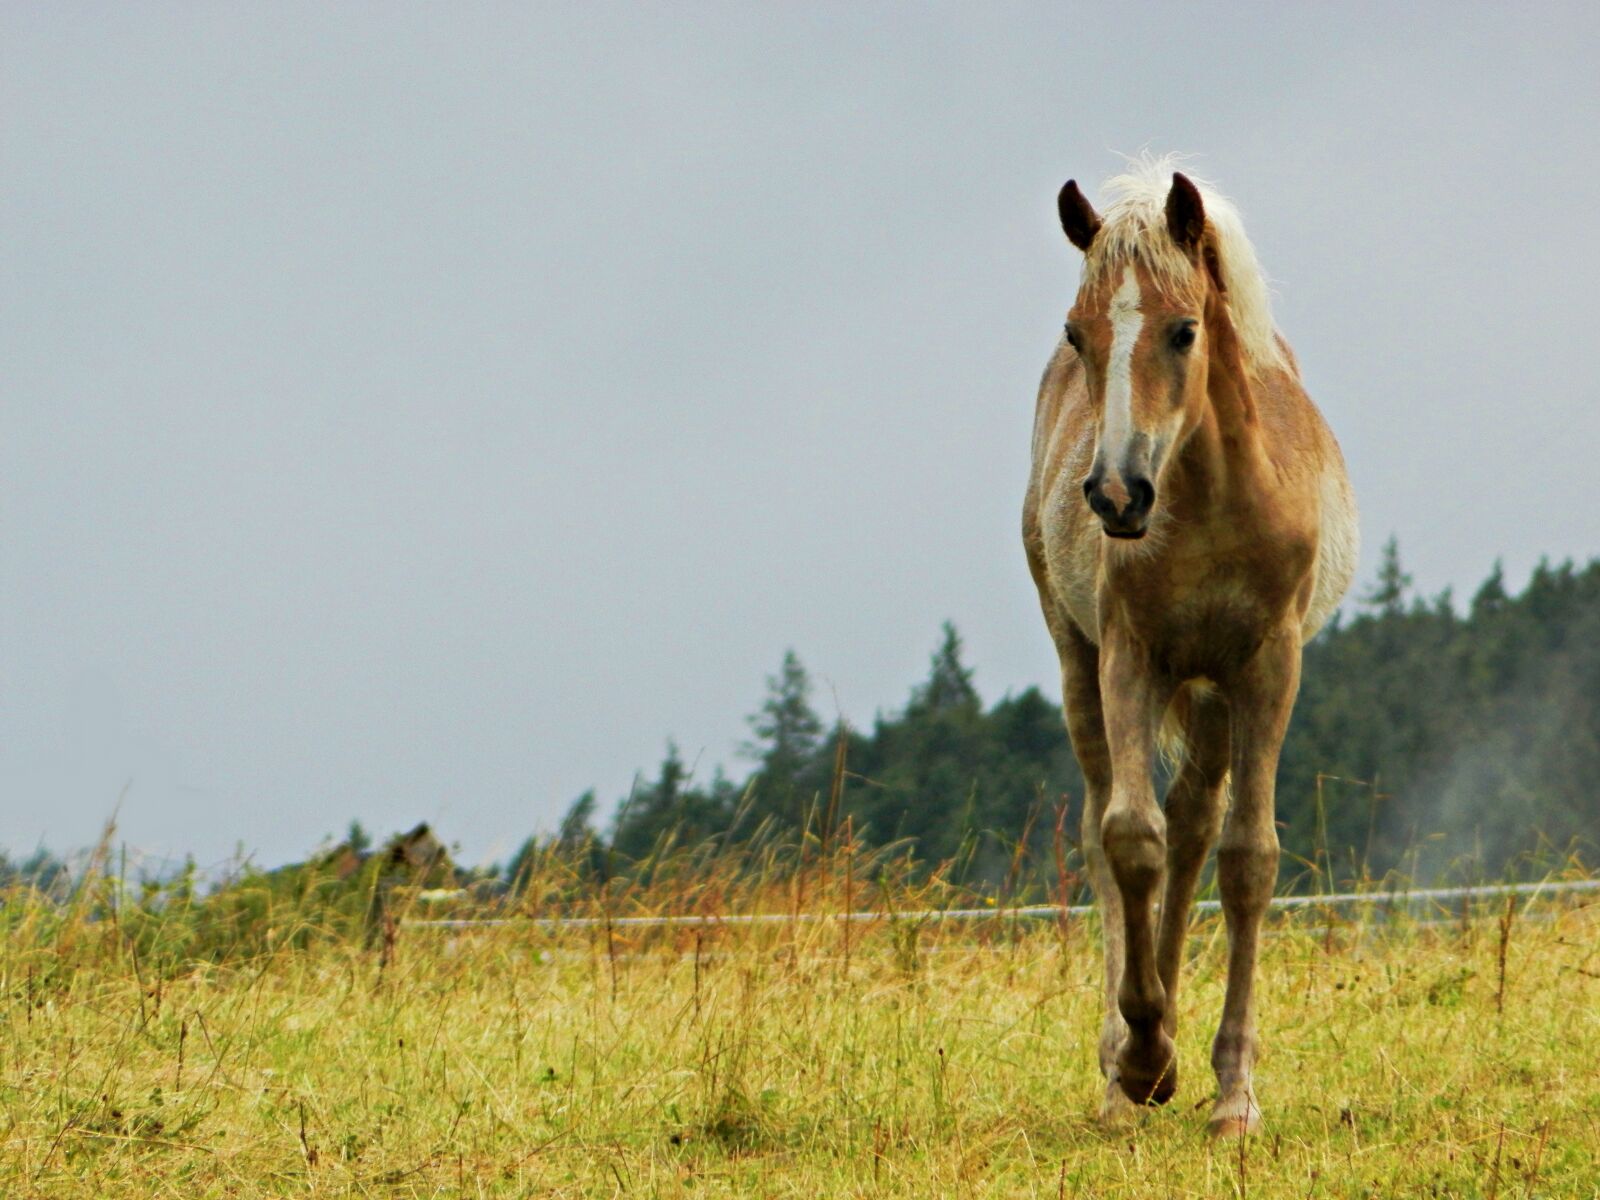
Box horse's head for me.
[1057,171,1220,541]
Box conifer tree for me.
[744,650,824,782]
[1471,560,1508,619]
[557,790,598,847]
[908,622,979,715]
[1362,535,1413,614]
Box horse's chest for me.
[1147,592,1268,674]
[1119,566,1299,677]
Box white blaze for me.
[1103,268,1143,460]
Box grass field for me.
[3,864,1599,1198]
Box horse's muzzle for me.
[1083,472,1154,539]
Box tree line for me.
[7,545,1596,895]
[522,543,1600,889]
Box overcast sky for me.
[5,4,1599,871]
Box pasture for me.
[3,863,1598,1198]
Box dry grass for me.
[2,858,1599,1198]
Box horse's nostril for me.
[1129,477,1155,515]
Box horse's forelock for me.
[1078,154,1287,376]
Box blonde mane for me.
[1082,154,1286,375]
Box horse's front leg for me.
[1097,626,1177,1105]
[1052,624,1131,1120]
[1210,626,1300,1136]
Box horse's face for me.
[1057,173,1213,541]
[1064,263,1207,540]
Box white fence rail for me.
[410,877,1600,932]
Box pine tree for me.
[610,742,735,862]
[1362,536,1413,614]
[557,790,598,847]
[504,790,603,892]
[647,742,687,813]
[908,622,979,715]
[1471,560,1508,619]
[744,650,824,781]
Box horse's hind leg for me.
[1210,630,1300,1136]
[1156,687,1230,1039]
[1054,624,1130,1121]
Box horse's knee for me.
[1217,830,1279,913]
[1102,804,1165,892]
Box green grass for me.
[3,868,1598,1197]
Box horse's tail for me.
[1156,680,1225,779]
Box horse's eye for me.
[1171,323,1197,352]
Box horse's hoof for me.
[1208,1092,1261,1138]
[1116,1033,1178,1106]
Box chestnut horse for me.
[1022,157,1358,1134]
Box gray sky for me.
[5,4,1599,871]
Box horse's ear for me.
[1057,180,1101,253]
[1165,172,1206,251]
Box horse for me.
[1021,156,1358,1135]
